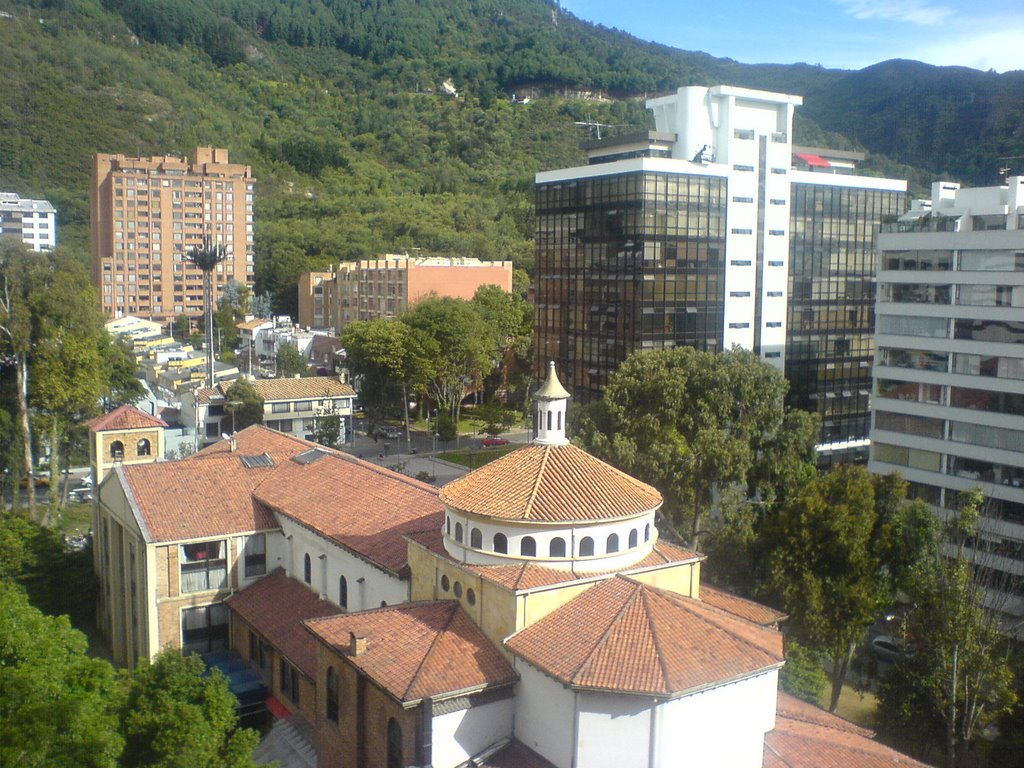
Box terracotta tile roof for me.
[505,576,783,696]
[765,692,933,767]
[249,376,355,401]
[194,424,323,462]
[225,571,340,679]
[305,601,516,703]
[457,539,701,592]
[253,452,442,576]
[236,318,271,331]
[194,387,222,405]
[700,585,788,627]
[85,404,168,432]
[440,443,662,522]
[473,740,558,768]
[120,453,280,542]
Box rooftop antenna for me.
[186,234,228,388]
[573,116,629,141]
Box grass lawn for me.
[438,444,520,468]
[833,684,878,728]
[56,501,93,534]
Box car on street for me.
[375,425,403,440]
[482,437,510,447]
[871,634,913,663]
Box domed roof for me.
[439,443,662,523]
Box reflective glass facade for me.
[785,183,906,459]
[535,171,727,400]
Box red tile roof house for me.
[90,366,931,768]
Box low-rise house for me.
[181,375,356,447]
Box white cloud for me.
[836,0,955,25]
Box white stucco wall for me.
[513,662,575,768]
[430,696,515,768]
[576,692,653,768]
[276,517,409,611]
[653,670,778,768]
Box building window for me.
[326,667,339,723]
[467,588,476,606]
[549,537,566,557]
[441,574,450,592]
[280,659,300,706]
[728,322,750,329]
[629,529,638,548]
[136,438,151,456]
[607,533,619,553]
[645,524,651,542]
[446,517,451,535]
[579,537,594,557]
[180,541,227,593]
[303,553,312,584]
[181,604,229,654]
[730,291,751,297]
[110,440,125,460]
[766,322,782,328]
[470,528,482,548]
[453,582,463,599]
[455,523,463,544]
[493,533,507,553]
[521,536,536,557]
[271,402,290,413]
[339,576,348,610]
[387,718,403,768]
[243,533,266,578]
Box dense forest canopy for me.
[2,0,1022,315]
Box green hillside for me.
[1,0,1021,314]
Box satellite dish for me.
[221,433,231,441]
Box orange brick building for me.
[297,255,513,330]
[91,147,255,321]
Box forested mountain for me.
[2,0,1022,314]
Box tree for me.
[102,336,146,409]
[402,298,496,424]
[313,413,342,448]
[173,314,192,342]
[120,649,259,768]
[574,347,813,549]
[779,637,830,706]
[275,342,308,378]
[876,490,1017,767]
[223,380,263,433]
[0,581,123,768]
[767,466,936,712]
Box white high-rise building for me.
[535,85,907,461]
[869,178,1024,627]
[0,192,57,251]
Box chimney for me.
[229,436,236,452]
[349,631,367,657]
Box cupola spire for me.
[534,362,570,446]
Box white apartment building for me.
[536,85,907,460]
[869,178,1024,625]
[0,191,57,251]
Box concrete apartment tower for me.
[869,177,1024,629]
[0,192,57,251]
[91,147,255,322]
[535,85,906,462]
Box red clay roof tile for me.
[440,443,662,522]
[700,585,788,627]
[505,576,783,696]
[86,404,168,431]
[225,571,340,679]
[305,601,516,702]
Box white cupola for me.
[534,361,570,446]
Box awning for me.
[794,152,831,168]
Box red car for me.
[482,437,510,447]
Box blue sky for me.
[558,0,1024,72]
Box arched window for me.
[629,529,638,548]
[387,718,403,768]
[521,536,536,557]
[579,537,594,557]
[607,533,619,553]
[455,523,463,543]
[446,517,451,535]
[303,553,312,584]
[338,576,348,610]
[547,411,552,431]
[136,438,151,457]
[110,440,124,460]
[557,411,562,430]
[470,528,482,548]
[549,537,566,557]
[493,533,507,554]
[326,666,339,723]
[645,523,651,542]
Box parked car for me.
[68,488,94,503]
[482,437,510,447]
[375,425,403,440]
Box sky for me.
[558,0,1024,73]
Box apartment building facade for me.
[869,178,1024,625]
[0,191,56,251]
[297,255,513,330]
[91,147,255,321]
[535,85,906,460]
